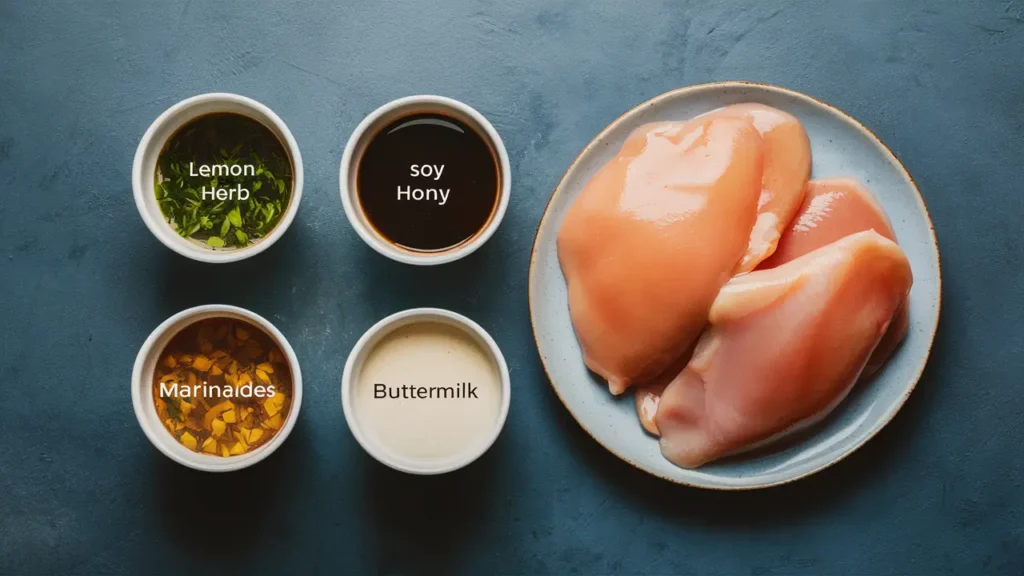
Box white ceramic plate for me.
[529,82,941,489]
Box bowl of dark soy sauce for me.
[340,95,511,265]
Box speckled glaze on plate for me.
[529,82,941,490]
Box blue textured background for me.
[1,1,1022,574]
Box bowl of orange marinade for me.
[132,305,302,471]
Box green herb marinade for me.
[155,113,293,249]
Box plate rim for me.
[527,80,942,490]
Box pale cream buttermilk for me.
[355,321,501,461]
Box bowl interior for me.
[134,307,302,472]
[529,82,941,489]
[134,95,302,263]
[343,309,510,474]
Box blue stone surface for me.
[1,1,1021,574]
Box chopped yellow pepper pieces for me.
[180,431,197,450]
[270,392,286,409]
[203,400,235,428]
[162,355,177,368]
[192,355,213,372]
[235,372,252,388]
[220,444,230,457]
[201,437,217,454]
[248,428,263,443]
[263,397,280,418]
[211,418,226,438]
[229,442,245,455]
[222,409,236,424]
[256,369,271,385]
[265,413,283,430]
[257,362,274,374]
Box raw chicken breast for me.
[631,103,809,431]
[758,178,908,375]
[634,349,694,436]
[656,231,913,468]
[558,117,763,394]
[866,300,909,376]
[636,382,667,436]
[759,178,896,267]
[698,104,811,272]
[638,178,910,438]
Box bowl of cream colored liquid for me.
[341,308,510,474]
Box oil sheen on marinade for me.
[355,322,501,461]
[357,113,499,252]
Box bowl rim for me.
[527,80,942,490]
[340,307,512,474]
[132,92,304,264]
[131,304,303,472]
[338,94,512,266]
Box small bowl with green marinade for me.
[133,93,304,263]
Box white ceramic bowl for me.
[132,305,303,472]
[132,93,304,263]
[341,308,511,474]
[339,95,511,266]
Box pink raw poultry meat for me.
[656,231,912,468]
[636,178,909,436]
[759,177,909,375]
[697,104,812,273]
[558,116,763,394]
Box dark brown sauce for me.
[356,112,500,252]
